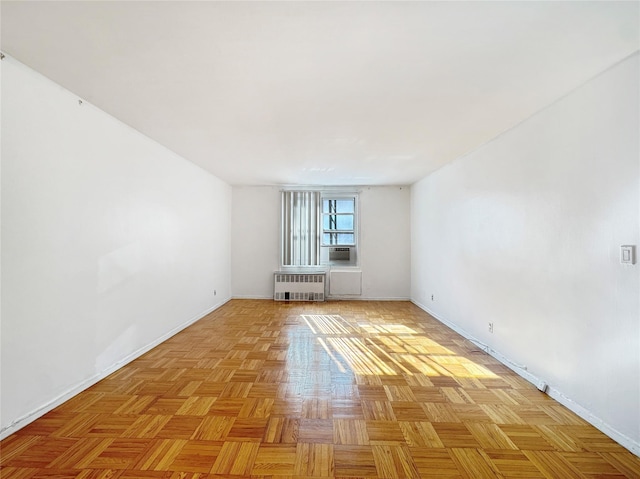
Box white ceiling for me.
[2,1,638,186]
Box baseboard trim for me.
[231,295,273,300]
[411,300,640,457]
[327,296,411,301]
[231,296,412,301]
[0,298,231,440]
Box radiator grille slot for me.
[274,273,325,301]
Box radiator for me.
[274,272,325,301]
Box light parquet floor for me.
[2,300,639,479]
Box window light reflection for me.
[300,314,497,379]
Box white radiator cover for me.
[329,269,362,296]
[274,272,325,301]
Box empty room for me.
[1,1,639,477]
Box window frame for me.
[320,194,357,247]
[279,189,359,269]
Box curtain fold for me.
[281,190,321,266]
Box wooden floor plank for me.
[2,299,638,478]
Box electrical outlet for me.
[488,322,494,333]
[621,245,636,264]
[214,290,217,296]
[431,294,434,301]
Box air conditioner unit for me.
[329,247,350,261]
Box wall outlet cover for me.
[621,245,636,264]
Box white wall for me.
[411,53,639,453]
[359,186,411,299]
[232,186,411,299]
[231,186,281,298]
[1,56,232,437]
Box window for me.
[322,198,355,246]
[281,190,358,267]
[281,190,321,266]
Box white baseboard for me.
[0,298,231,440]
[231,295,411,301]
[411,300,640,457]
[327,296,411,301]
[231,295,273,299]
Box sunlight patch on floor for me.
[301,314,497,379]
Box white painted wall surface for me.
[1,56,232,437]
[231,186,411,300]
[231,186,281,298]
[359,186,411,299]
[411,54,639,452]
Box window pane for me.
[323,199,354,214]
[337,233,354,244]
[323,233,354,245]
[337,215,353,229]
[323,214,353,230]
[335,200,354,213]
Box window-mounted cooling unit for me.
[329,247,351,261]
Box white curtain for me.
[281,190,321,266]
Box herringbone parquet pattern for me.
[1,300,639,478]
